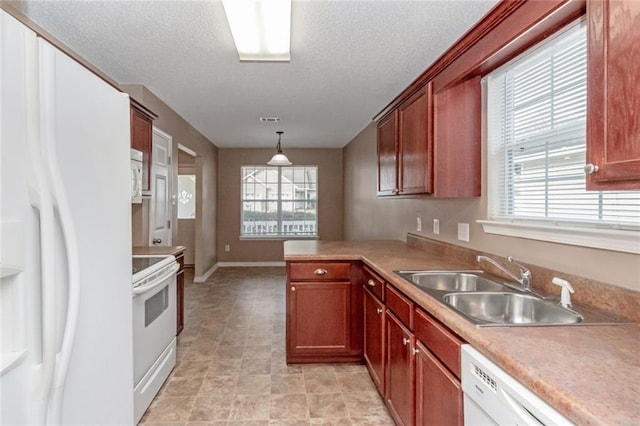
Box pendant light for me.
[267,131,292,166]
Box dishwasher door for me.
[461,345,573,426]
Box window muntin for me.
[241,166,317,237]
[486,18,640,231]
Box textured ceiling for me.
[9,0,499,148]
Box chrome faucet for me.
[476,255,532,291]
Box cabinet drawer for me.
[362,266,384,301]
[386,285,413,329]
[289,262,351,281]
[414,308,462,379]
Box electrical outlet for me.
[457,223,470,242]
[416,217,422,232]
[433,219,440,235]
[224,244,231,252]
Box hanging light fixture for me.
[267,131,292,166]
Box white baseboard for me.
[216,261,286,267]
[193,263,218,283]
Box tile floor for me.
[139,267,393,426]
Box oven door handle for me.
[132,262,179,295]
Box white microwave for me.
[131,148,143,204]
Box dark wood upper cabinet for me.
[433,77,481,197]
[377,110,399,196]
[399,84,434,196]
[587,0,640,190]
[130,100,155,193]
[376,78,481,198]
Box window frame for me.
[479,18,640,255]
[240,165,319,240]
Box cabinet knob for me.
[376,308,383,315]
[584,163,599,174]
[412,348,420,355]
[291,286,296,292]
[402,337,410,346]
[367,279,376,287]
[313,268,328,275]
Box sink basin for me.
[443,292,584,326]
[396,271,507,293]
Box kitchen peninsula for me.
[284,236,640,425]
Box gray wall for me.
[343,123,640,292]
[217,148,344,263]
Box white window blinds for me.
[486,18,640,231]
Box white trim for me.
[217,261,286,267]
[477,219,640,254]
[193,263,218,283]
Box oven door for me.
[132,261,178,385]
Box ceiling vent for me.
[260,117,280,123]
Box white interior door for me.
[149,128,172,246]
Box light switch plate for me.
[433,219,440,235]
[457,223,470,242]
[416,217,422,232]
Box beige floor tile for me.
[308,419,352,426]
[242,345,273,360]
[163,376,207,397]
[145,397,196,422]
[306,394,348,419]
[304,373,340,394]
[271,374,306,394]
[188,396,234,421]
[228,395,271,420]
[270,420,312,426]
[269,394,309,420]
[342,392,391,419]
[236,374,271,395]
[240,358,272,375]
[200,375,238,395]
[173,360,211,378]
[336,373,377,393]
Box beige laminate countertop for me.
[284,240,640,425]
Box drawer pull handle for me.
[291,286,296,292]
[402,337,410,346]
[367,279,376,287]
[376,308,383,315]
[313,268,328,275]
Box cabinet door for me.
[587,0,640,190]
[433,77,481,197]
[130,105,153,191]
[377,110,399,196]
[415,341,463,426]
[287,281,351,355]
[399,83,433,195]
[386,312,415,426]
[364,289,385,394]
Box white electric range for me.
[131,255,179,423]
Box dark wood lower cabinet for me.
[386,312,415,426]
[287,281,351,359]
[364,288,385,394]
[415,341,463,426]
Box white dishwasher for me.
[461,345,573,426]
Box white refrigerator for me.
[1,10,135,425]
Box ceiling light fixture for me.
[221,0,292,62]
[267,131,292,166]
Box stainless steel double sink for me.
[395,270,617,327]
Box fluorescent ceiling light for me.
[222,0,292,62]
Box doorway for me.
[176,146,197,266]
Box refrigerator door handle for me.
[24,32,56,423]
[37,39,83,426]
